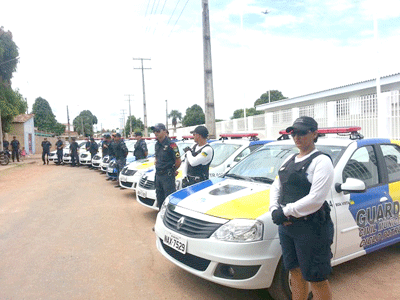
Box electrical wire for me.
[153,0,168,34]
[167,0,182,26]
[169,0,190,36]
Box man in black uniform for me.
[182,126,214,188]
[70,137,80,167]
[106,134,116,181]
[55,137,64,165]
[152,123,181,208]
[88,137,99,169]
[10,136,20,162]
[133,131,148,160]
[41,138,52,165]
[101,134,111,158]
[113,133,128,187]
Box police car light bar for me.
[182,135,194,140]
[278,126,363,140]
[220,133,259,138]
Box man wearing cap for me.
[55,137,64,165]
[102,134,112,158]
[113,133,128,187]
[181,126,214,188]
[152,123,181,208]
[70,137,80,167]
[269,116,334,300]
[41,138,52,165]
[88,137,99,169]
[133,131,148,160]
[10,136,20,162]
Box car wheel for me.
[268,260,313,300]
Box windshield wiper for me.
[224,173,247,180]
[249,176,274,184]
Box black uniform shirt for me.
[155,137,180,172]
[134,139,148,160]
[89,141,99,155]
[3,140,9,150]
[11,139,20,150]
[70,141,79,154]
[41,141,52,152]
[102,140,110,157]
[114,140,128,160]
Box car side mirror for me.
[335,178,366,193]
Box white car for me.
[63,140,87,164]
[79,140,103,166]
[120,140,192,190]
[48,141,70,164]
[154,127,400,299]
[136,138,273,210]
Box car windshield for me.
[177,142,194,156]
[125,140,136,151]
[225,144,345,183]
[147,141,156,156]
[210,143,241,168]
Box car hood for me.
[168,178,271,220]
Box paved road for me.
[1,161,400,299]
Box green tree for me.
[32,97,58,131]
[254,90,287,107]
[124,115,144,137]
[0,86,27,133]
[182,104,205,127]
[231,108,264,119]
[0,27,19,83]
[73,110,98,137]
[168,110,182,132]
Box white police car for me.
[137,135,273,210]
[48,141,70,164]
[62,140,87,164]
[154,127,400,299]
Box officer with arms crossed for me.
[113,133,128,187]
[269,116,334,300]
[102,134,111,158]
[133,131,148,160]
[69,137,80,167]
[41,138,52,165]
[55,137,64,165]
[152,123,181,208]
[88,137,99,169]
[181,125,214,188]
[10,136,20,162]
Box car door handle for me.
[380,197,389,202]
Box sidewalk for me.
[0,153,42,172]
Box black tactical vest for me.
[187,144,213,180]
[278,152,323,205]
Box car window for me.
[210,143,241,167]
[233,145,261,163]
[380,144,400,183]
[343,146,379,188]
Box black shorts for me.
[278,219,334,282]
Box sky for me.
[1,0,400,131]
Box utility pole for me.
[81,117,85,137]
[165,100,168,130]
[125,94,134,137]
[202,0,216,139]
[67,105,71,139]
[133,58,151,137]
[121,109,127,137]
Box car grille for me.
[121,181,133,188]
[163,207,223,239]
[103,157,110,163]
[160,238,210,271]
[93,163,100,167]
[139,177,155,190]
[138,196,155,206]
[122,169,137,176]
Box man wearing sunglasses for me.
[152,123,181,208]
[269,116,334,300]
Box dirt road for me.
[0,162,399,299]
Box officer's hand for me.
[271,207,288,225]
[175,171,179,177]
[183,147,191,153]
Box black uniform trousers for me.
[42,150,50,163]
[57,150,63,164]
[155,171,176,208]
[71,152,79,166]
[12,149,19,162]
[116,158,126,180]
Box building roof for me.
[13,114,35,123]
[256,73,400,111]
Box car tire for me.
[268,260,313,300]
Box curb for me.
[0,159,39,172]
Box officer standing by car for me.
[10,136,20,162]
[88,137,99,169]
[133,131,148,160]
[55,137,64,165]
[70,137,80,167]
[113,133,128,187]
[181,125,214,188]
[152,123,181,208]
[269,116,334,300]
[101,134,111,158]
[41,138,52,165]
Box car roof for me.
[266,136,355,147]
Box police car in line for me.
[79,140,103,166]
[136,134,273,210]
[62,140,88,164]
[48,141,70,163]
[106,139,155,179]
[119,140,194,190]
[154,127,400,300]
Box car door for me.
[334,144,387,260]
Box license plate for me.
[164,230,187,254]
[107,167,113,173]
[120,175,127,182]
[137,189,147,198]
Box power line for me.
[144,0,151,16]
[153,0,161,15]
[153,0,168,34]
[169,0,190,36]
[145,0,158,33]
[167,0,182,26]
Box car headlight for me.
[211,219,263,242]
[158,197,170,220]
